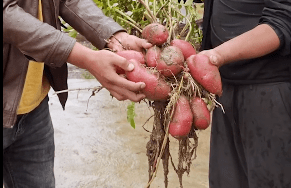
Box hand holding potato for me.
[107,31,152,53]
[67,42,146,102]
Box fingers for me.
[113,55,135,72]
[99,72,146,102]
[90,50,147,102]
[109,87,146,102]
[108,72,146,92]
[109,32,152,52]
[140,38,153,49]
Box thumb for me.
[209,55,219,66]
[115,56,135,72]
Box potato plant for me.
[62,1,220,188]
[106,1,222,188]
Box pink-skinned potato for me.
[142,23,169,46]
[190,96,210,130]
[115,50,145,74]
[169,95,193,139]
[170,39,196,59]
[145,45,161,67]
[157,46,185,77]
[126,60,171,101]
[186,54,222,96]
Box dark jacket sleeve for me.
[3,0,76,68]
[259,0,291,55]
[200,0,214,51]
[59,0,126,50]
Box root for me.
[146,101,168,187]
[144,69,222,188]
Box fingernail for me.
[140,82,146,89]
[127,63,134,71]
[210,55,218,65]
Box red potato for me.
[126,60,171,101]
[145,45,161,67]
[190,96,211,130]
[142,23,169,46]
[157,46,185,77]
[170,39,196,60]
[169,95,193,139]
[186,54,222,96]
[115,50,146,74]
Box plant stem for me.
[115,9,140,26]
[138,0,157,22]
[52,86,103,95]
[117,16,143,33]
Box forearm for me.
[60,0,125,50]
[214,24,280,66]
[67,42,95,70]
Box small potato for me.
[142,23,169,46]
[169,95,193,139]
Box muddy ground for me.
[49,64,211,188]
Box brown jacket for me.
[3,0,124,128]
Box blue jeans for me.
[3,97,55,188]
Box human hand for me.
[107,31,152,53]
[199,49,225,67]
[67,43,146,102]
[88,50,147,102]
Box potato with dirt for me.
[142,23,169,46]
[125,59,171,101]
[157,46,185,77]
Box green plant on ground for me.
[81,70,95,79]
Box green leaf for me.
[127,102,136,129]
[69,30,78,38]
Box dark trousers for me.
[209,82,291,188]
[3,97,55,188]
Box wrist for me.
[106,31,128,51]
[67,42,96,70]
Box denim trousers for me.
[209,82,291,188]
[3,97,55,188]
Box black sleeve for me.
[200,0,214,51]
[259,0,291,56]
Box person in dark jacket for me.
[3,0,152,187]
[199,0,291,187]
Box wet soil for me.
[49,65,211,188]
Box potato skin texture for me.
[126,60,171,101]
[170,39,196,60]
[145,46,161,68]
[142,23,169,46]
[190,96,210,130]
[186,54,222,96]
[169,95,193,139]
[157,46,185,77]
[115,50,145,74]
